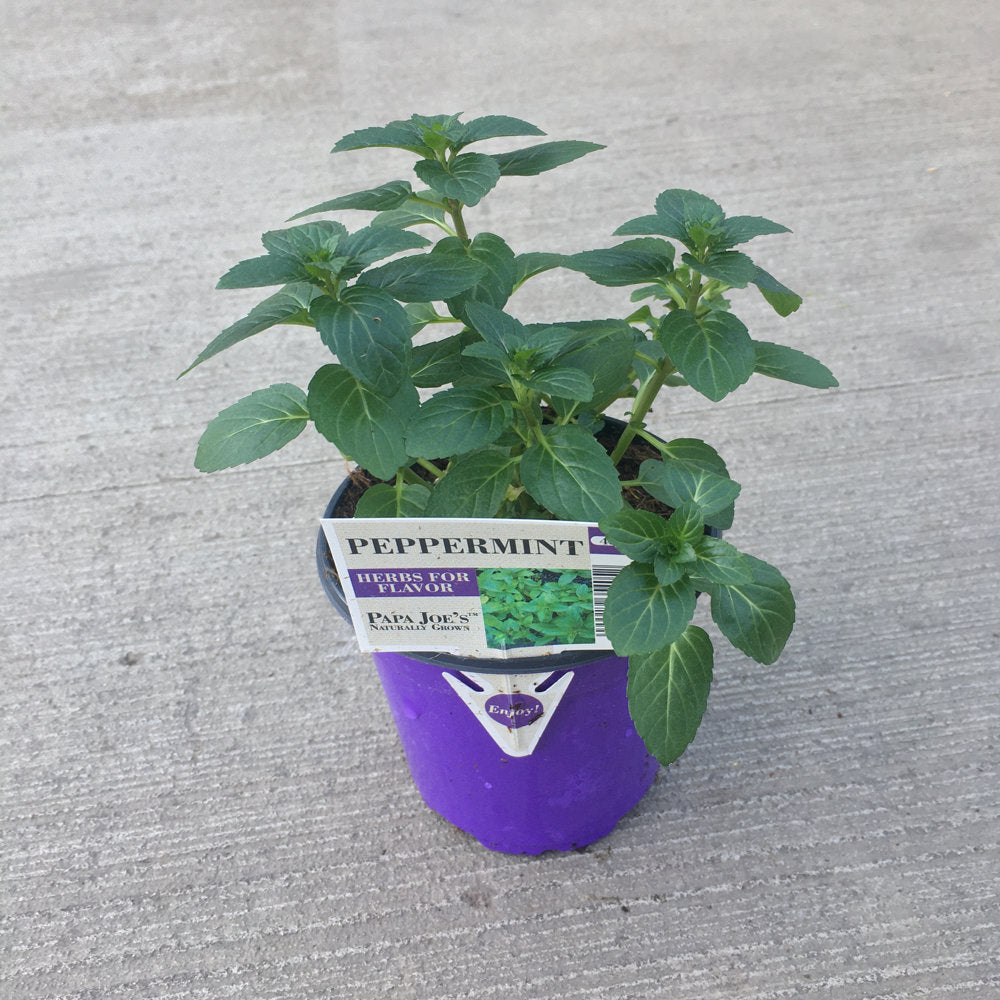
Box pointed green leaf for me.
[603,562,697,655]
[332,120,430,154]
[753,341,838,388]
[638,458,741,517]
[525,364,594,401]
[410,330,478,387]
[598,508,675,563]
[260,221,345,260]
[310,287,412,394]
[654,189,725,246]
[488,140,604,176]
[652,553,686,586]
[354,482,430,518]
[563,238,675,286]
[614,213,684,239]
[413,152,501,207]
[423,448,517,518]
[216,254,309,289]
[520,424,624,522]
[664,501,707,546]
[195,384,308,472]
[356,247,485,301]
[692,536,752,586]
[182,283,320,375]
[406,387,512,458]
[463,300,528,350]
[752,267,803,316]
[334,226,431,278]
[711,554,795,664]
[682,250,757,288]
[717,215,791,247]
[655,438,729,475]
[307,364,417,479]
[288,181,415,220]
[627,627,714,765]
[513,252,566,287]
[545,320,635,412]
[445,233,518,322]
[456,115,545,146]
[372,191,450,231]
[657,309,754,401]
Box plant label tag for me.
[442,671,574,757]
[321,516,628,659]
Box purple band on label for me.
[349,567,480,598]
[588,526,622,556]
[484,694,545,728]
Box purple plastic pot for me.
[316,483,659,854]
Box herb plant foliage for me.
[185,112,837,767]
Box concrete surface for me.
[2,1,998,997]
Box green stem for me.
[608,356,677,466]
[446,199,471,244]
[415,457,446,479]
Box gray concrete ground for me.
[3,2,998,997]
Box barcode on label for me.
[590,559,628,637]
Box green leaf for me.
[655,438,729,475]
[357,247,486,301]
[657,308,755,401]
[413,152,501,207]
[563,238,675,286]
[717,215,791,247]
[638,458,741,517]
[332,120,430,154]
[423,448,517,518]
[372,191,449,232]
[603,563,697,654]
[525,364,594,401]
[260,220,346,260]
[334,226,431,278]
[354,482,430,518]
[682,250,757,288]
[310,287,412,394]
[545,320,636,412]
[195,384,308,472]
[652,554,686,586]
[599,508,675,562]
[513,252,565,287]
[410,330,477,387]
[710,554,795,664]
[182,282,320,375]
[627,627,714,765]
[663,501,707,547]
[753,341,838,388]
[520,424,624,522]
[653,189,725,245]
[406,386,513,458]
[488,140,604,176]
[463,300,528,350]
[307,364,417,480]
[691,536,752,586]
[456,115,545,145]
[445,233,519,322]
[614,214,682,239]
[288,181,415,221]
[216,254,309,289]
[752,266,803,316]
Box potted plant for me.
[183,113,837,854]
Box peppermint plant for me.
[184,112,837,766]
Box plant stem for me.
[446,198,471,244]
[608,356,677,466]
[415,457,446,479]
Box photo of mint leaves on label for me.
[477,568,595,649]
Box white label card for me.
[321,516,628,659]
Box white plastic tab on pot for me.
[442,671,574,757]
